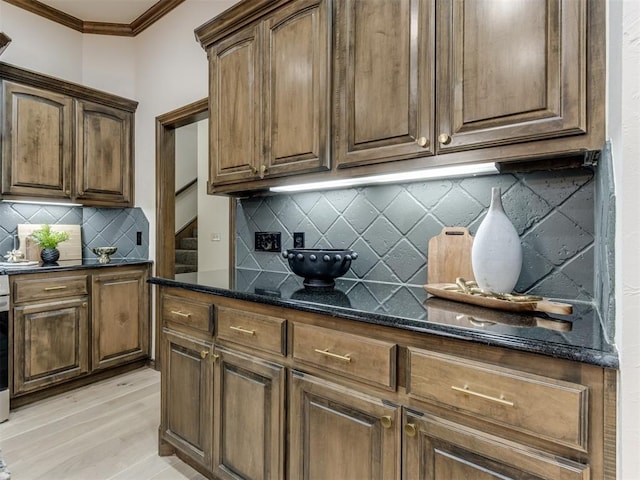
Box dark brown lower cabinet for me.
[403,409,590,480]
[13,296,89,395]
[289,371,401,480]
[213,345,285,480]
[161,329,213,471]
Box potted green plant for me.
[30,224,70,265]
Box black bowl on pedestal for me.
[282,248,358,288]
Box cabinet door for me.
[263,0,330,177]
[91,269,149,371]
[1,81,73,199]
[75,100,133,206]
[403,410,590,480]
[161,330,213,470]
[213,345,285,480]
[13,297,89,395]
[209,23,262,188]
[290,371,401,480]
[334,0,435,168]
[436,0,587,152]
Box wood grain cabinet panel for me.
[12,275,88,304]
[436,0,588,152]
[333,0,434,168]
[216,305,286,356]
[403,410,590,480]
[91,269,149,371]
[407,348,588,450]
[290,371,401,480]
[162,293,213,335]
[206,0,330,191]
[1,81,73,199]
[13,297,89,395]
[161,329,213,471]
[75,100,133,206]
[212,345,285,480]
[292,322,396,390]
[0,64,137,206]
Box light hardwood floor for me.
[0,367,207,480]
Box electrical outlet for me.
[255,232,282,252]
[293,232,305,248]
[136,231,142,245]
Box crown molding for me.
[0,33,11,56]
[3,0,185,37]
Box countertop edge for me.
[2,259,153,275]
[149,276,619,370]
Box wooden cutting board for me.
[17,224,82,262]
[423,283,573,315]
[427,227,475,284]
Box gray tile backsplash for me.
[236,168,599,304]
[0,203,149,260]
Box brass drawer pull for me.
[170,310,191,318]
[200,350,208,359]
[451,385,515,407]
[229,325,255,335]
[44,285,67,291]
[314,348,351,363]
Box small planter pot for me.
[40,247,60,265]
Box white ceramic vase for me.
[471,187,522,294]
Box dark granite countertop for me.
[149,269,619,369]
[0,258,152,275]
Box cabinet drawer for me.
[162,294,213,334]
[407,349,588,450]
[13,275,88,303]
[292,323,396,390]
[216,306,286,356]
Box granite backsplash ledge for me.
[0,202,149,260]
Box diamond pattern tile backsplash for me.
[0,203,149,260]
[236,168,596,303]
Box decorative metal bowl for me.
[282,248,358,288]
[92,246,117,264]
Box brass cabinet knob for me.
[405,423,417,437]
[438,133,452,145]
[211,353,220,362]
[416,136,429,148]
[250,166,258,175]
[380,416,392,429]
[200,350,208,359]
[259,164,268,178]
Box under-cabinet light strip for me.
[269,162,498,193]
[2,199,83,207]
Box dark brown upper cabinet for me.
[334,0,604,170]
[0,62,137,206]
[199,0,331,193]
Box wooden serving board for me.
[427,227,475,283]
[423,283,573,315]
[17,224,82,262]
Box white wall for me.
[612,1,640,478]
[131,0,238,267]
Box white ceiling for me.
[38,0,159,24]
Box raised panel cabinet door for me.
[209,23,262,188]
[263,0,330,177]
[212,345,285,480]
[436,0,587,152]
[13,297,89,395]
[91,269,149,371]
[75,100,133,206]
[403,410,590,480]
[1,81,73,198]
[161,330,213,470]
[289,371,401,480]
[333,0,435,168]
